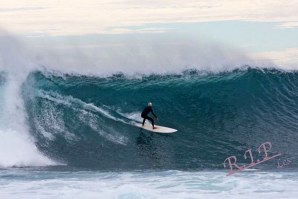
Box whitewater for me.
[0,33,298,198]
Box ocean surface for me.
[0,67,297,198]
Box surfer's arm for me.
[151,110,157,118]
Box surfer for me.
[141,102,158,129]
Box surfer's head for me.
[148,102,152,107]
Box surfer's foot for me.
[153,127,158,129]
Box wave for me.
[0,73,57,168]
[0,66,297,169]
[0,67,290,170]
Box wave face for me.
[6,68,296,170]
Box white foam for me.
[0,78,56,167]
[0,33,56,168]
[87,114,129,145]
[118,111,143,123]
[0,129,54,167]
[38,90,128,145]
[0,170,297,199]
[39,90,128,124]
[0,76,57,167]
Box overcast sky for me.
[1,0,298,69]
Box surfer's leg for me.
[147,116,154,128]
[142,117,146,126]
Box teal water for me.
[20,68,298,170]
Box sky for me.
[0,0,298,71]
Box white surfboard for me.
[134,123,177,133]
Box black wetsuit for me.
[141,106,157,127]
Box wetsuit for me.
[141,106,157,127]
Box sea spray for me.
[0,33,56,167]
